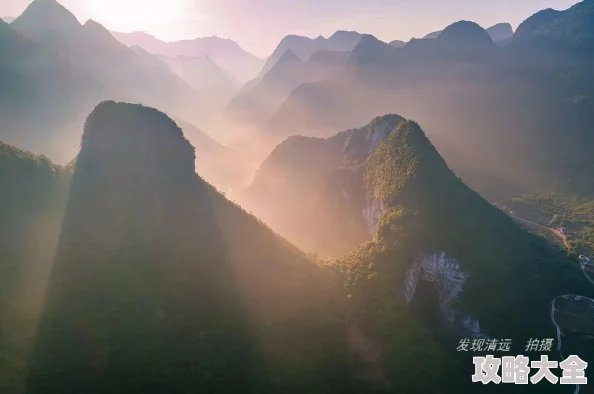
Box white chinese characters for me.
[472,355,588,385]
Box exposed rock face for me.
[363,196,387,234]
[366,116,399,153]
[404,252,486,338]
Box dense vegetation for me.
[514,192,594,256]
[253,115,594,392]
[21,102,356,394]
[0,142,70,394]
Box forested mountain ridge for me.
[22,101,355,394]
[0,141,71,394]
[249,114,594,379]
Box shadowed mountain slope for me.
[0,141,71,394]
[24,101,352,394]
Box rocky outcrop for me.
[363,196,387,234]
[405,252,487,338]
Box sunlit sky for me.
[1,0,581,57]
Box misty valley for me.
[2,0,594,393]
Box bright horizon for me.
[1,0,582,57]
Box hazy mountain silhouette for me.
[423,30,442,39]
[12,1,194,108]
[486,22,513,42]
[225,48,348,126]
[263,6,594,199]
[112,31,264,83]
[1,0,222,163]
[0,12,106,162]
[389,39,406,47]
[513,0,594,51]
[158,54,239,104]
[259,30,366,77]
[23,101,352,394]
[424,22,513,43]
[11,0,81,38]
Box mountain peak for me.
[276,48,302,63]
[83,19,121,45]
[438,21,494,44]
[83,101,196,175]
[513,8,563,40]
[350,34,393,65]
[513,0,594,49]
[486,22,513,42]
[12,0,81,38]
[329,30,362,40]
[389,39,406,47]
[344,114,408,159]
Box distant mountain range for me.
[254,1,594,200]
[258,30,366,77]
[225,47,350,127]
[111,31,264,83]
[223,31,383,129]
[0,0,235,163]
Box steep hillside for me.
[23,102,354,394]
[0,142,70,394]
[249,115,406,256]
[512,1,594,51]
[327,119,594,392]
[250,114,594,392]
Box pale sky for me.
[1,0,580,57]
